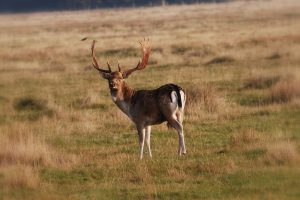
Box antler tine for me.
[117,60,122,72]
[137,38,151,69]
[106,60,112,72]
[122,38,151,78]
[91,40,99,68]
[91,40,110,73]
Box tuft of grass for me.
[244,75,280,89]
[71,97,108,110]
[269,79,300,103]
[205,56,235,65]
[186,84,225,113]
[0,131,77,168]
[265,52,281,60]
[14,97,48,111]
[263,141,299,165]
[13,96,56,121]
[0,165,39,189]
[171,45,191,55]
[230,129,262,146]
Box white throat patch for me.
[111,94,132,120]
[111,94,117,102]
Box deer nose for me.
[109,82,115,87]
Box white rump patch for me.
[171,91,178,104]
[180,90,185,107]
[171,90,185,107]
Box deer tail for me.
[169,84,183,108]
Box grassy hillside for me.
[0,0,300,199]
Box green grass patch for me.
[171,45,192,55]
[243,75,280,89]
[13,96,55,121]
[238,93,269,106]
[244,149,266,159]
[222,168,300,199]
[205,56,236,66]
[70,98,109,110]
[102,48,138,57]
[41,168,104,185]
[14,97,48,111]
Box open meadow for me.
[0,0,300,199]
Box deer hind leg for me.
[177,90,186,124]
[145,126,152,158]
[137,126,146,159]
[162,90,186,155]
[176,110,183,124]
[167,116,186,156]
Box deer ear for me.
[100,72,111,79]
[122,72,130,79]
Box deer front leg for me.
[137,125,146,159]
[145,126,152,158]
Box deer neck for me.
[110,81,135,118]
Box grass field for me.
[0,0,300,199]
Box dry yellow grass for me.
[0,124,78,190]
[0,131,77,168]
[230,129,262,146]
[244,75,280,89]
[185,83,229,122]
[263,141,300,165]
[270,79,300,103]
[186,84,224,113]
[0,165,39,189]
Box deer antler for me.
[122,38,151,78]
[91,40,111,73]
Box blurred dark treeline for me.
[0,0,227,13]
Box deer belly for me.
[144,110,166,125]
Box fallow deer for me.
[90,39,186,159]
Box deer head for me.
[91,39,151,92]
